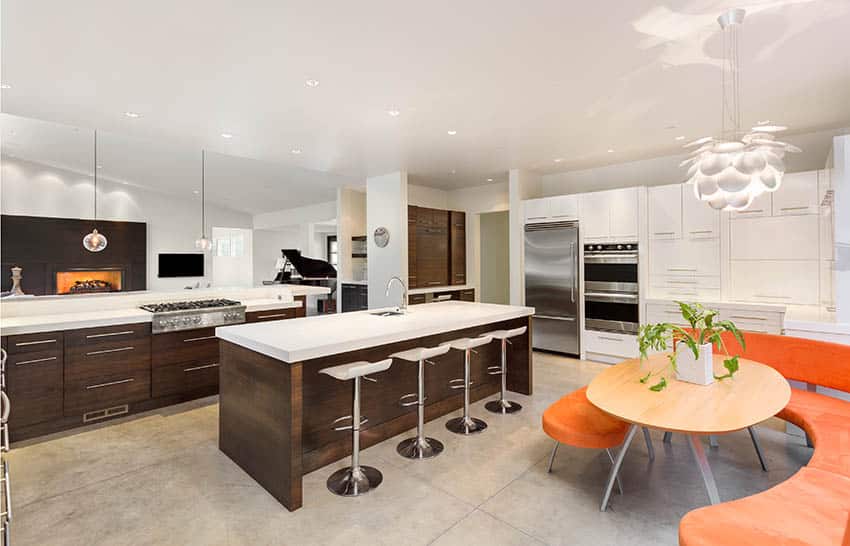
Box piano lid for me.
[281,249,337,279]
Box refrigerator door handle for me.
[570,242,576,303]
[535,315,576,321]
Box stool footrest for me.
[332,415,368,431]
[487,366,503,376]
[398,393,424,407]
[449,378,473,390]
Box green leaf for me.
[714,356,740,381]
[639,371,651,384]
[649,377,668,392]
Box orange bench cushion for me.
[680,466,850,546]
[542,386,629,449]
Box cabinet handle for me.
[86,346,134,356]
[667,280,697,285]
[14,339,56,347]
[689,230,714,234]
[86,378,134,390]
[736,209,763,214]
[667,267,697,272]
[183,335,217,343]
[427,281,441,286]
[653,231,675,235]
[183,363,220,372]
[753,294,791,300]
[526,216,547,220]
[86,330,134,339]
[454,274,465,277]
[15,356,58,366]
[780,206,809,211]
[598,336,623,342]
[255,313,290,320]
[729,315,767,321]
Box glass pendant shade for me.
[682,9,799,211]
[195,236,213,251]
[83,228,108,252]
[84,130,108,252]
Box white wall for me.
[252,226,302,285]
[367,172,408,308]
[253,200,337,231]
[1,156,253,290]
[408,184,449,209]
[336,188,367,282]
[479,211,510,304]
[509,169,541,305]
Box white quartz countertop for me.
[0,298,302,336]
[216,300,534,362]
[408,284,475,295]
[784,305,850,335]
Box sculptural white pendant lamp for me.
[195,150,213,251]
[681,8,800,211]
[83,130,108,252]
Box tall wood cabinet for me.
[407,206,465,289]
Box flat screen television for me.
[158,253,204,278]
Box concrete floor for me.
[8,352,812,546]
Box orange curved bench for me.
[679,333,850,546]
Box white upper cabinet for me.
[682,182,720,238]
[730,215,818,261]
[772,171,819,216]
[549,195,579,220]
[523,195,578,224]
[608,187,640,241]
[647,184,682,240]
[579,191,611,240]
[523,198,550,224]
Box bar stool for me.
[390,344,451,459]
[441,335,493,435]
[320,358,393,497]
[480,326,527,414]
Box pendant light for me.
[195,150,213,251]
[681,8,800,211]
[83,130,108,252]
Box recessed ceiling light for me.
[675,135,686,141]
[193,190,200,194]
[487,178,494,182]
[387,109,400,117]
[291,148,302,155]
[220,132,234,139]
[96,165,103,169]
[757,119,771,125]
[305,79,320,88]
[124,111,140,118]
[450,169,457,174]
[0,84,10,90]
[607,149,615,153]
[554,158,564,163]
[447,130,457,136]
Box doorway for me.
[479,211,509,304]
[212,227,253,287]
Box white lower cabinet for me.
[583,330,639,364]
[645,301,784,335]
[729,260,819,305]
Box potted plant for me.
[637,302,745,391]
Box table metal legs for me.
[600,424,638,512]
[546,441,559,473]
[748,426,768,472]
[642,427,655,461]
[687,434,720,505]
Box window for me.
[214,231,246,257]
[327,235,338,266]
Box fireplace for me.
[55,268,124,295]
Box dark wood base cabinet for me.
[219,315,532,511]
[3,305,301,442]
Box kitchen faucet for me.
[385,276,408,313]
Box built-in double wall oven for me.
[583,243,639,335]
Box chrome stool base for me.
[446,416,488,435]
[326,465,383,497]
[485,399,522,414]
[397,436,444,459]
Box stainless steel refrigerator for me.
[524,221,579,355]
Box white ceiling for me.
[2,0,850,191]
[0,113,348,213]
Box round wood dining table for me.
[586,352,790,511]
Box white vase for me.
[675,342,714,386]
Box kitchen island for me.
[215,300,534,511]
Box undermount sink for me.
[370,310,405,317]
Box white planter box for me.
[676,342,714,386]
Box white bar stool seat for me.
[481,326,527,414]
[390,344,451,459]
[440,335,493,435]
[319,358,393,497]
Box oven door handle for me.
[535,315,576,322]
[584,254,638,264]
[584,292,639,303]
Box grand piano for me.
[268,249,337,313]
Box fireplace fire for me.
[55,269,124,295]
